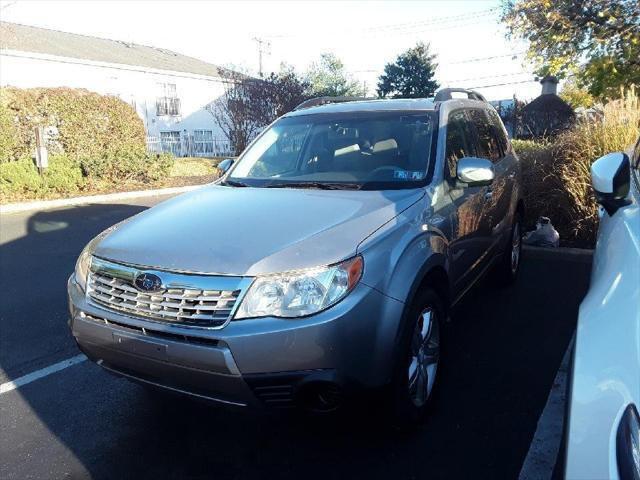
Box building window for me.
[193,129,214,156]
[156,83,180,116]
[160,131,181,156]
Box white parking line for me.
[518,336,574,480]
[0,354,87,395]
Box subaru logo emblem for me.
[134,273,163,292]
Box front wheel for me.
[495,213,523,285]
[390,287,443,428]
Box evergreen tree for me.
[377,42,439,99]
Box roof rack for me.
[434,88,487,103]
[293,96,373,111]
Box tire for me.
[389,287,444,428]
[495,212,523,286]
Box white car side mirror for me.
[457,157,494,187]
[591,152,631,216]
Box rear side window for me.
[633,137,640,170]
[487,109,509,155]
[445,110,475,179]
[468,109,502,162]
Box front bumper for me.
[68,275,404,409]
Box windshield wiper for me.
[264,182,362,190]
[220,179,249,187]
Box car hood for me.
[94,184,424,276]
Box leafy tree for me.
[247,65,311,125]
[377,42,439,99]
[305,53,365,97]
[501,0,640,98]
[559,79,595,109]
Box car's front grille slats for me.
[87,266,241,328]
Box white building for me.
[0,22,234,157]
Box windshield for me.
[226,111,437,190]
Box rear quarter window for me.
[487,109,509,155]
[445,110,475,180]
[468,109,502,162]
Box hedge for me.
[0,87,174,201]
[0,153,174,202]
[0,154,84,199]
[0,101,18,161]
[0,87,147,163]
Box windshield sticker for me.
[393,170,423,180]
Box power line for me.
[351,51,528,75]
[262,8,498,39]
[446,51,527,65]
[445,71,532,83]
[270,17,496,40]
[359,8,497,33]
[0,0,18,11]
[465,79,538,89]
[360,17,498,38]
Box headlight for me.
[235,256,363,319]
[74,245,93,292]
[617,404,640,480]
[73,220,127,292]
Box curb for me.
[523,245,593,262]
[0,185,203,215]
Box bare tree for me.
[208,68,310,155]
[207,72,262,155]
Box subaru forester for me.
[68,89,524,425]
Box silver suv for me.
[68,89,524,424]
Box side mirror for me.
[591,152,630,216]
[457,157,494,187]
[217,158,234,174]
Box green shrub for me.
[169,158,217,177]
[0,101,18,162]
[0,154,84,200]
[43,155,85,193]
[0,87,175,200]
[80,151,174,183]
[1,87,147,163]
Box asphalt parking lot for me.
[0,195,592,480]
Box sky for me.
[0,0,544,101]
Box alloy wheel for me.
[511,221,522,275]
[407,307,440,407]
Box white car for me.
[565,138,640,480]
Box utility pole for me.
[252,37,271,78]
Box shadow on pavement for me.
[0,203,148,380]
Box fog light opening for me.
[299,382,343,412]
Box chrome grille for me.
[87,257,247,328]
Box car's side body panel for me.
[565,146,640,479]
